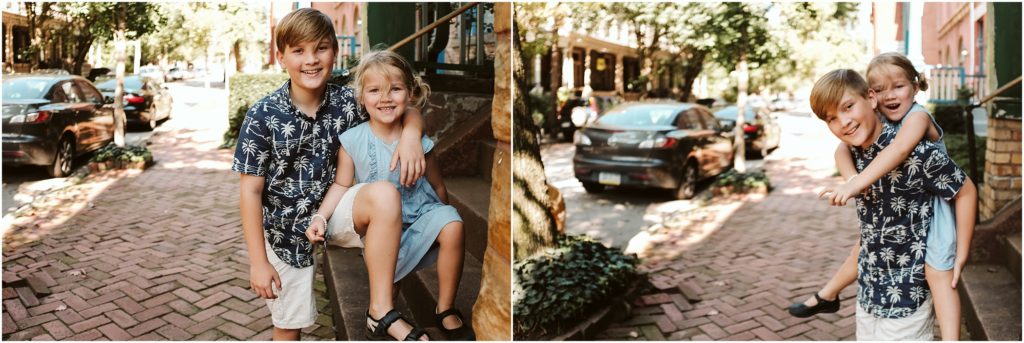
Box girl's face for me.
[868,64,919,122]
[360,66,409,125]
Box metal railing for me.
[963,75,1022,181]
[389,2,494,78]
[927,66,989,104]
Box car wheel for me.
[582,182,605,193]
[50,137,75,178]
[674,163,698,200]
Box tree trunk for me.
[512,19,560,261]
[71,35,93,76]
[679,49,707,102]
[233,40,243,72]
[733,27,749,172]
[112,3,127,147]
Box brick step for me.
[445,177,491,262]
[957,263,1022,341]
[1006,232,1021,283]
[398,251,483,339]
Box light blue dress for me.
[340,122,463,282]
[894,103,957,271]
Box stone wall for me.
[472,3,512,341]
[981,117,1022,219]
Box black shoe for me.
[788,292,840,318]
[436,308,475,341]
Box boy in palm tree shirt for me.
[809,69,976,340]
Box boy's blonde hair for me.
[810,69,871,121]
[867,52,929,91]
[350,50,431,108]
[275,8,338,52]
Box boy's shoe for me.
[787,292,840,318]
[435,308,475,341]
[366,309,429,341]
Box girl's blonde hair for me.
[350,50,431,108]
[867,52,929,91]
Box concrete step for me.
[445,177,491,262]
[957,263,1022,341]
[398,252,484,340]
[1007,232,1022,283]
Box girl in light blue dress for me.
[306,50,472,341]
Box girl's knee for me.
[364,182,401,212]
[438,221,464,245]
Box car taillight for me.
[743,124,758,133]
[638,136,677,149]
[9,111,51,124]
[124,94,145,104]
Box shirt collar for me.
[276,80,332,120]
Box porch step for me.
[1007,232,1021,283]
[398,252,483,340]
[445,176,491,262]
[957,263,1022,341]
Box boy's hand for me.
[392,130,425,187]
[250,261,281,299]
[305,219,326,244]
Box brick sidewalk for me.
[593,153,863,341]
[2,111,335,339]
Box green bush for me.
[713,169,772,194]
[221,70,353,149]
[89,143,152,163]
[944,133,986,183]
[930,104,969,135]
[513,235,640,339]
[528,91,555,128]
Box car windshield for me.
[2,78,50,100]
[95,77,143,91]
[714,106,756,121]
[596,104,681,127]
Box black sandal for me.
[435,308,475,341]
[787,292,840,318]
[366,309,428,341]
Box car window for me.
[2,78,50,100]
[597,105,680,127]
[697,109,720,130]
[61,81,84,103]
[76,80,103,104]
[676,109,705,130]
[49,84,68,103]
[95,77,144,91]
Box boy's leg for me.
[802,239,859,306]
[272,328,300,341]
[925,264,961,340]
[352,182,426,341]
[262,242,317,340]
[435,221,465,329]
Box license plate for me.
[598,172,621,186]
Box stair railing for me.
[963,75,1022,182]
[388,2,493,78]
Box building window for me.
[623,57,640,92]
[589,51,615,91]
[571,48,585,89]
[12,26,29,63]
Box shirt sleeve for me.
[231,103,273,176]
[422,135,435,155]
[917,141,966,200]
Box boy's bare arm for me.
[424,154,449,204]
[306,147,355,244]
[950,177,977,289]
[394,107,425,186]
[240,174,280,299]
[834,143,858,180]
[825,111,932,206]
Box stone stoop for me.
[957,197,1022,341]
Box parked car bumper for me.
[573,155,678,189]
[2,134,55,166]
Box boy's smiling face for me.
[824,89,881,149]
[276,38,336,96]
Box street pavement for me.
[2,81,336,340]
[543,110,866,340]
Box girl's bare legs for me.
[353,182,427,341]
[434,221,465,329]
[925,264,961,340]
[802,240,859,306]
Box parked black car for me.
[714,104,781,156]
[2,74,115,177]
[573,102,735,199]
[95,75,173,130]
[557,94,625,141]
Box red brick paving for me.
[2,88,335,340]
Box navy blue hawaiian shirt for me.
[232,81,367,268]
[851,118,966,318]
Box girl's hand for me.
[951,257,968,289]
[393,131,425,187]
[306,219,326,244]
[250,261,281,299]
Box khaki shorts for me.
[326,183,367,248]
[264,242,316,329]
[856,296,934,341]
